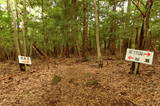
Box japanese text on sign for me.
[125,48,154,65]
[18,56,32,65]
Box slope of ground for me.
[0,58,159,106]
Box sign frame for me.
[18,55,32,65]
[125,48,154,65]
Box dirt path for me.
[0,58,159,106]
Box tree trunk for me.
[120,0,131,59]
[82,0,88,58]
[130,0,154,74]
[107,3,117,55]
[93,0,103,68]
[71,0,78,56]
[41,0,47,53]
[9,0,25,71]
[21,0,29,71]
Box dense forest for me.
[0,0,160,105]
[0,0,160,67]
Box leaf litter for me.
[0,58,159,106]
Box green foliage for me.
[0,9,13,54]
[52,75,61,85]
[86,79,99,86]
[84,72,92,78]
[0,0,160,59]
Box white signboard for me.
[18,56,32,65]
[125,48,154,65]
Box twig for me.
[132,0,145,17]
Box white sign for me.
[18,56,32,65]
[125,48,154,65]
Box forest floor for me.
[0,57,160,106]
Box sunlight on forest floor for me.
[0,58,160,106]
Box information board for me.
[18,56,32,65]
[125,48,154,65]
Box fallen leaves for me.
[0,58,159,105]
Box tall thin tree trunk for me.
[21,0,28,71]
[121,0,131,59]
[8,0,25,71]
[9,0,21,55]
[107,3,117,55]
[82,0,88,58]
[93,0,103,68]
[42,0,47,53]
[130,0,154,74]
[71,0,78,56]
[6,0,11,18]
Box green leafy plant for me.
[52,75,61,85]
[86,79,99,87]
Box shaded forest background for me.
[0,0,160,61]
[0,0,160,105]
